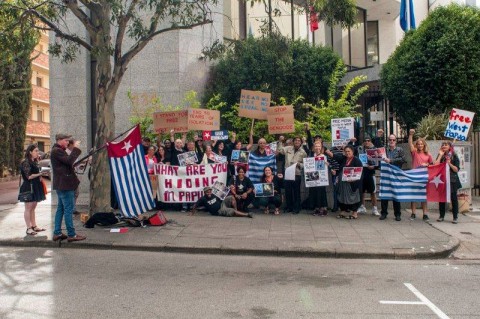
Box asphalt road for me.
[1,248,479,319]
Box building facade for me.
[27,30,50,152]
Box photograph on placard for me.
[212,181,230,200]
[178,151,198,166]
[342,167,363,182]
[254,183,274,197]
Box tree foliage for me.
[0,1,39,176]
[381,4,480,129]
[203,34,341,121]
[1,0,216,212]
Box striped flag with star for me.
[426,162,451,202]
[379,163,428,202]
[107,125,154,217]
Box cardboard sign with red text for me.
[153,110,189,133]
[267,105,295,134]
[238,89,271,120]
[154,163,228,203]
[188,109,220,131]
[444,108,475,141]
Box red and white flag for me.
[107,125,154,217]
[426,162,450,203]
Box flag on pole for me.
[379,163,428,202]
[309,6,318,32]
[247,153,277,184]
[400,0,416,31]
[107,125,154,217]
[426,162,451,203]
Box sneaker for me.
[423,215,430,221]
[67,235,86,242]
[452,218,458,224]
[372,206,380,216]
[357,205,366,214]
[410,213,416,220]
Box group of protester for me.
[141,125,461,224]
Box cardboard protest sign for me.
[203,130,229,141]
[155,163,228,203]
[238,89,271,120]
[342,167,363,182]
[254,183,274,197]
[331,118,354,146]
[444,108,475,141]
[188,109,220,131]
[177,151,198,166]
[267,105,295,134]
[153,110,189,133]
[303,156,329,187]
[212,181,230,200]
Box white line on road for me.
[379,283,450,319]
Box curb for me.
[0,236,460,259]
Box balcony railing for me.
[31,50,49,69]
[26,119,50,137]
[32,85,49,102]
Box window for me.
[367,21,379,66]
[37,142,45,152]
[37,109,44,122]
[36,77,43,87]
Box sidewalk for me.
[2,191,477,259]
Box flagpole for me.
[73,124,139,167]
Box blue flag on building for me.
[379,163,428,202]
[400,0,416,31]
[247,153,277,184]
[107,125,154,217]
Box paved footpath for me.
[3,189,480,259]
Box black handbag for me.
[18,180,33,202]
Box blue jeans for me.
[54,190,76,237]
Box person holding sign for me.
[257,166,283,215]
[228,130,253,176]
[325,145,363,219]
[357,137,380,216]
[434,141,461,224]
[408,129,433,221]
[229,166,255,213]
[277,137,307,214]
[379,134,406,221]
[308,141,329,216]
[169,130,187,166]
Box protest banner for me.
[177,151,198,166]
[254,183,274,197]
[188,109,220,131]
[238,89,271,120]
[342,167,363,182]
[444,108,475,141]
[231,150,250,163]
[212,181,230,200]
[153,110,189,133]
[203,130,229,141]
[303,156,329,187]
[331,117,355,146]
[267,105,295,134]
[155,163,228,203]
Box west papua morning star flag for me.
[379,163,428,202]
[427,162,451,203]
[107,125,154,217]
[247,152,277,184]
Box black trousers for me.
[381,199,401,217]
[285,175,302,213]
[439,192,459,219]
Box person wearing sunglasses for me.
[379,134,406,221]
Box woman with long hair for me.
[408,129,433,221]
[144,146,158,174]
[259,166,283,215]
[19,144,47,235]
[155,145,169,164]
[434,141,461,224]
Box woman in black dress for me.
[19,144,47,235]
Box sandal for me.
[347,215,358,219]
[274,208,280,215]
[32,226,46,232]
[264,208,270,214]
[336,214,346,219]
[26,227,37,236]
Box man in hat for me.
[51,133,86,242]
[189,186,253,218]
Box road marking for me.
[380,283,450,319]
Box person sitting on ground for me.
[357,137,380,216]
[257,166,283,215]
[408,129,433,221]
[229,166,255,213]
[189,187,253,218]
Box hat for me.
[364,135,372,141]
[55,133,72,141]
[203,186,212,192]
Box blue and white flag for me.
[247,152,277,184]
[400,0,416,31]
[379,163,428,202]
[107,125,154,217]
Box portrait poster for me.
[231,150,250,163]
[254,183,274,197]
[303,156,329,187]
[177,151,198,166]
[212,181,230,200]
[342,167,363,182]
